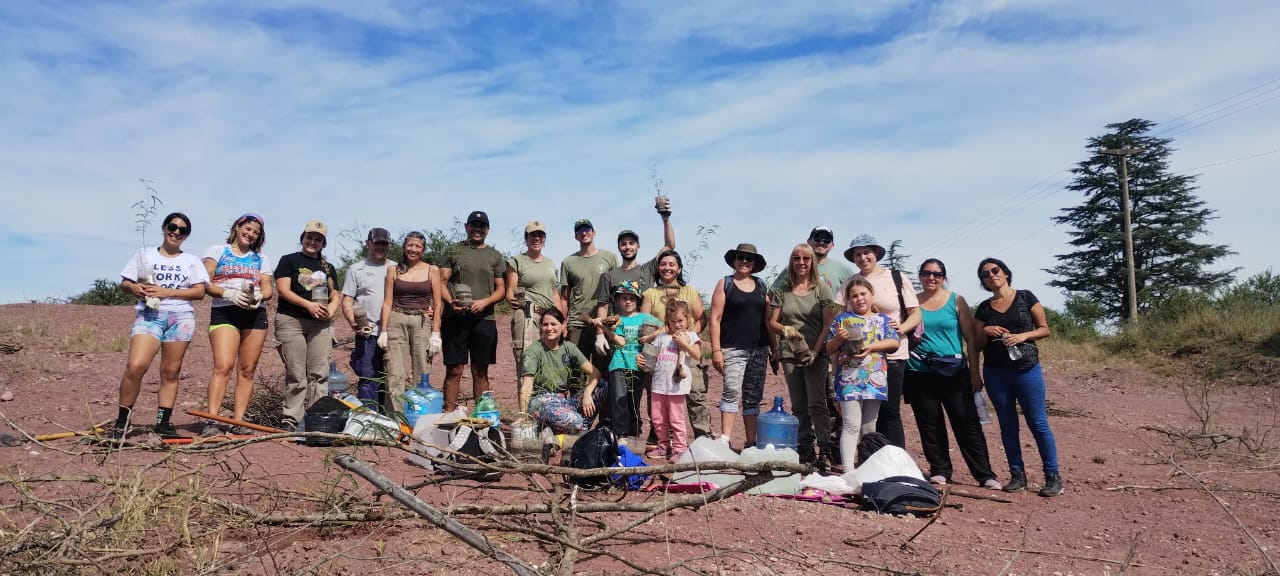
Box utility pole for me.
[1102,148,1142,323]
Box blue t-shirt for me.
[609,312,659,372]
[828,311,898,401]
[907,292,964,372]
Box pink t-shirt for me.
[841,268,916,361]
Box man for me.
[440,211,507,411]
[340,227,396,407]
[773,226,855,295]
[560,218,619,378]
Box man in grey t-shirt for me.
[341,227,396,404]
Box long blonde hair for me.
[787,243,820,289]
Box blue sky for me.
[1,1,1277,309]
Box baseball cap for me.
[809,226,834,241]
[466,210,490,227]
[367,227,392,243]
[573,218,594,232]
[617,229,639,242]
[525,220,547,234]
[303,220,328,237]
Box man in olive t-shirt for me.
[440,210,507,411]
[560,218,619,377]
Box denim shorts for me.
[131,309,197,343]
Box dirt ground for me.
[1,302,1277,575]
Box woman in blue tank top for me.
[904,259,1001,490]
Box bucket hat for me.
[843,234,886,262]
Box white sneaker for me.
[982,478,1003,490]
[929,475,948,485]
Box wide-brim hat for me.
[724,243,767,273]
[843,234,885,262]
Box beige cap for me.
[303,220,328,237]
[525,220,547,234]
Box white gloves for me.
[594,333,611,357]
[782,325,801,340]
[224,288,252,309]
[429,331,442,356]
[377,332,388,350]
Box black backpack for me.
[568,426,618,488]
[860,475,942,516]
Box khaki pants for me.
[275,313,332,426]
[510,307,539,382]
[386,310,432,415]
[686,364,712,438]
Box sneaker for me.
[929,475,948,485]
[1039,473,1064,497]
[668,451,685,462]
[200,423,224,438]
[1003,470,1027,493]
[227,425,256,436]
[152,423,182,438]
[644,446,668,459]
[107,423,130,441]
[982,478,1003,490]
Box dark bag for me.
[441,423,507,481]
[891,270,925,349]
[568,426,618,488]
[925,354,965,378]
[611,444,650,490]
[860,475,942,516]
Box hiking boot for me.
[200,423,224,438]
[1039,473,1064,497]
[814,453,834,475]
[1003,470,1027,493]
[107,423,130,441]
[798,445,817,465]
[152,423,182,438]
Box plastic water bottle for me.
[327,362,348,398]
[473,390,500,428]
[756,396,799,450]
[974,391,992,425]
[403,374,444,429]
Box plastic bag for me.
[844,445,924,494]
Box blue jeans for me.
[349,333,386,405]
[983,364,1059,474]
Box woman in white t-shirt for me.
[200,213,275,436]
[841,234,922,449]
[110,212,209,440]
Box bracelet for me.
[712,349,722,354]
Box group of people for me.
[109,204,1063,497]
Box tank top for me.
[908,292,963,372]
[392,277,432,310]
[721,275,769,349]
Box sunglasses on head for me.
[165,223,190,236]
[979,268,1002,280]
[919,270,945,279]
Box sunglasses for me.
[791,255,812,262]
[165,223,190,236]
[919,270,945,279]
[575,227,593,235]
[735,254,756,263]
[979,267,1002,280]
[810,236,833,245]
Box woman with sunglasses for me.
[972,257,1061,497]
[201,213,274,436]
[769,243,839,469]
[274,220,341,430]
[905,259,1000,489]
[110,213,209,439]
[640,250,710,438]
[708,243,774,448]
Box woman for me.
[641,250,710,439]
[972,257,1061,497]
[769,243,838,468]
[905,259,1000,489]
[505,220,562,383]
[111,212,209,439]
[709,243,773,448]
[202,213,274,437]
[273,220,340,430]
[379,231,443,415]
[519,308,602,434]
[842,234,921,448]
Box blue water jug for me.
[756,396,799,450]
[327,362,349,398]
[403,374,444,428]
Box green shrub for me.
[71,279,135,306]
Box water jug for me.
[672,435,742,489]
[756,396,799,450]
[974,391,992,425]
[738,444,801,495]
[473,390,500,428]
[327,363,349,398]
[403,374,444,429]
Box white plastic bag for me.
[843,445,924,494]
[798,472,855,495]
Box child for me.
[648,300,701,460]
[607,281,659,445]
[825,278,901,471]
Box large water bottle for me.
[327,362,348,398]
[403,374,444,429]
[473,390,500,428]
[756,396,799,450]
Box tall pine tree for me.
[1046,119,1237,321]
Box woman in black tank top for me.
[709,243,775,448]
